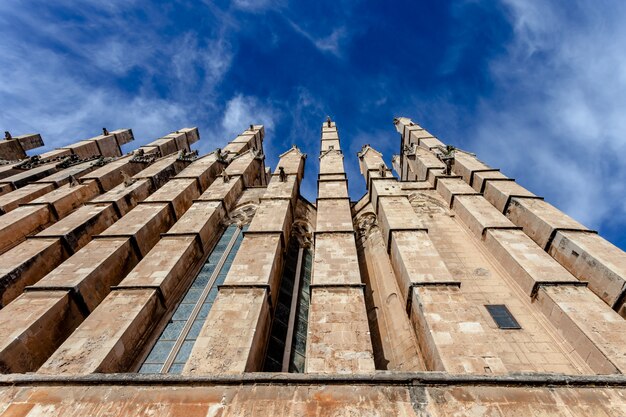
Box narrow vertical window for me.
[263,235,312,373]
[139,224,246,373]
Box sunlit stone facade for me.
[0,118,625,415]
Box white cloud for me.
[458,0,626,232]
[0,1,236,153]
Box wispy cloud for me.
[287,20,348,56]
[461,0,626,233]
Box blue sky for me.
[1,0,625,250]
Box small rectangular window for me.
[485,305,521,329]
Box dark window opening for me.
[485,304,521,329]
[263,237,312,372]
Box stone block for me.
[133,154,185,188]
[377,196,425,249]
[472,170,509,192]
[144,178,200,219]
[31,237,139,312]
[196,176,244,212]
[39,288,161,374]
[0,291,84,373]
[506,197,589,249]
[179,127,199,144]
[110,128,134,146]
[265,175,298,201]
[39,148,71,161]
[99,203,174,257]
[166,201,224,249]
[322,131,339,141]
[321,139,340,151]
[312,233,361,285]
[225,153,261,186]
[1,163,59,189]
[29,180,100,218]
[276,149,305,180]
[117,236,201,303]
[93,134,122,157]
[453,194,517,238]
[452,152,494,185]
[248,198,292,238]
[306,287,375,374]
[175,154,223,192]
[535,285,626,374]
[319,151,345,175]
[316,198,353,233]
[436,177,479,207]
[0,238,67,308]
[419,137,445,150]
[35,203,118,253]
[548,230,626,309]
[88,178,152,216]
[0,183,55,214]
[369,178,403,210]
[81,156,146,192]
[223,234,283,302]
[484,229,580,296]
[389,230,454,302]
[483,180,537,213]
[63,140,100,158]
[406,149,445,182]
[184,287,270,374]
[0,205,52,254]
[317,179,348,199]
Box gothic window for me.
[138,224,246,373]
[263,235,313,372]
[485,304,521,330]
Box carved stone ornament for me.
[354,212,379,241]
[408,192,450,217]
[223,203,258,227]
[291,219,313,249]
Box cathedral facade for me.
[0,118,625,415]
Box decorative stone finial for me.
[4,131,12,140]
[122,171,137,187]
[326,116,331,127]
[102,128,109,136]
[278,166,287,182]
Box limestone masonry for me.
[0,119,625,415]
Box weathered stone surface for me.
[223,234,283,301]
[143,178,200,219]
[483,180,537,213]
[89,179,152,216]
[0,239,66,308]
[506,197,589,249]
[535,285,626,374]
[30,237,139,311]
[165,201,224,248]
[38,289,162,374]
[453,194,517,238]
[549,230,626,310]
[184,287,270,374]
[0,205,51,254]
[472,170,509,192]
[313,233,361,285]
[315,198,352,232]
[436,177,479,207]
[117,236,201,303]
[98,203,174,257]
[484,229,580,296]
[0,291,83,373]
[306,287,375,374]
[389,230,454,300]
[35,203,118,253]
[0,183,54,213]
